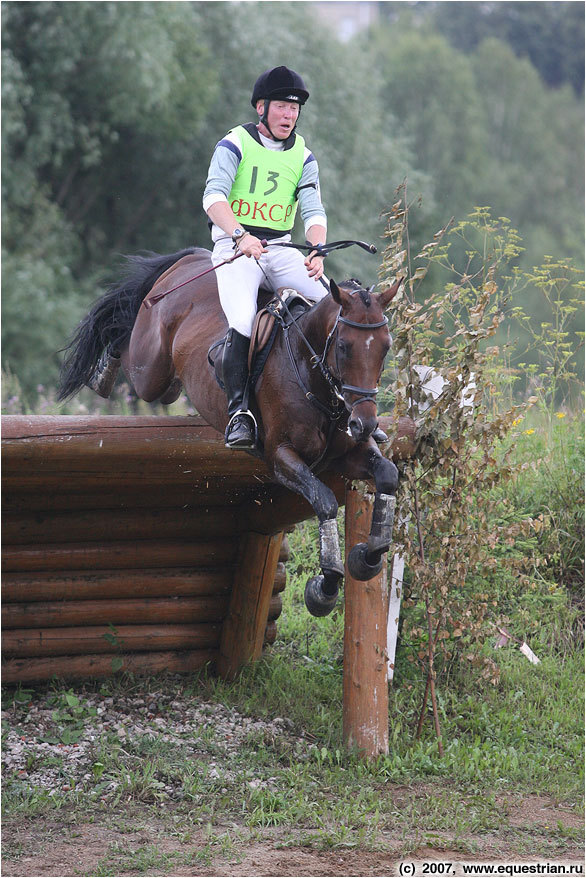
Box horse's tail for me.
[58,247,197,400]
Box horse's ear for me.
[329,279,341,304]
[329,279,353,307]
[377,277,402,309]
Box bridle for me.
[326,308,389,414]
[281,286,389,423]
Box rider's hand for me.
[237,234,267,260]
[305,251,325,280]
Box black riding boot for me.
[222,328,256,449]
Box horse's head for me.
[328,277,401,443]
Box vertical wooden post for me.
[217,530,283,680]
[343,484,389,758]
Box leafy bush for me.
[374,197,584,748]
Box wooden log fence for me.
[2,413,416,758]
[1,416,296,684]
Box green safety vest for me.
[228,125,306,232]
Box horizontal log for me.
[1,472,275,496]
[1,414,404,447]
[272,562,286,594]
[2,416,270,486]
[2,507,237,546]
[387,415,418,460]
[3,623,222,657]
[3,539,237,572]
[2,415,220,442]
[2,484,295,535]
[1,416,414,503]
[267,594,282,622]
[2,596,230,629]
[1,649,219,684]
[279,536,290,563]
[1,487,259,514]
[2,594,282,630]
[264,621,277,645]
[1,568,234,603]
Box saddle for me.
[208,288,311,392]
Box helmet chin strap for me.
[259,99,299,142]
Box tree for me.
[368,27,487,242]
[1,1,218,396]
[2,1,582,401]
[430,1,585,95]
[2,2,218,257]
[471,38,585,266]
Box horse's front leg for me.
[334,442,399,581]
[271,445,344,617]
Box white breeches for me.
[212,234,329,337]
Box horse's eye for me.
[337,339,349,356]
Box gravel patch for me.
[2,687,312,803]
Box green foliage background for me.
[1,0,584,401]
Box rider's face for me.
[258,100,300,139]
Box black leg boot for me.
[222,328,256,449]
[372,425,388,444]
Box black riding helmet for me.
[251,66,309,141]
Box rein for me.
[141,238,377,309]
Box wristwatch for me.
[232,227,247,243]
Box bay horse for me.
[59,245,401,616]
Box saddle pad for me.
[247,289,310,370]
[248,310,276,370]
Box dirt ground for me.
[2,690,583,876]
[2,793,584,877]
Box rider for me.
[203,65,329,449]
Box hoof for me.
[304,575,339,617]
[87,351,120,398]
[347,542,384,581]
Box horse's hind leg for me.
[271,445,344,617]
[126,324,179,403]
[159,377,183,405]
[119,345,181,405]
